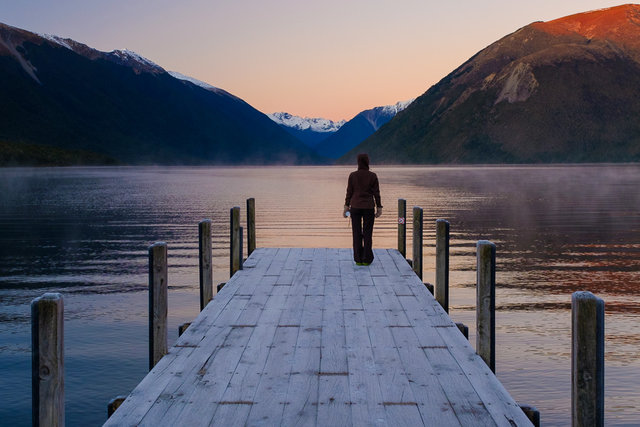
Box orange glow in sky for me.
[0,0,628,121]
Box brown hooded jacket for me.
[345,154,382,209]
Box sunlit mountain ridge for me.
[342,4,640,164]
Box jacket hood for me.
[357,153,370,170]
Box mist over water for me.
[0,165,639,426]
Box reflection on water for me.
[0,165,639,426]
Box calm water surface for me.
[0,165,639,426]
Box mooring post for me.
[412,206,423,279]
[435,219,450,313]
[239,226,244,270]
[247,198,256,256]
[572,291,605,427]
[476,240,496,373]
[519,404,541,427]
[230,206,241,276]
[31,292,64,427]
[455,322,469,340]
[149,242,168,371]
[199,219,214,310]
[178,322,191,337]
[398,198,406,257]
[107,396,127,418]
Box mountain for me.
[341,4,640,164]
[268,112,346,147]
[315,100,413,159]
[0,23,321,165]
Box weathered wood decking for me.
[105,248,532,426]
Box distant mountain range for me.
[341,4,640,164]
[4,4,640,166]
[314,100,413,159]
[0,23,321,165]
[270,100,412,159]
[267,112,346,147]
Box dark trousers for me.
[350,208,375,264]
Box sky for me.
[0,0,630,121]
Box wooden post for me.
[397,198,406,257]
[476,240,496,373]
[178,322,191,337]
[424,282,434,294]
[199,219,214,310]
[435,219,450,313]
[230,206,241,276]
[31,292,64,427]
[572,291,605,427]
[239,226,244,270]
[247,198,256,256]
[107,396,127,418]
[519,404,541,427]
[412,206,423,279]
[456,322,469,340]
[149,242,168,371]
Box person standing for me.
[343,153,382,265]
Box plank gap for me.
[382,402,418,406]
[218,401,254,405]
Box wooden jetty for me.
[105,247,533,426]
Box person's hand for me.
[375,207,382,218]
[343,205,350,218]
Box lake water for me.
[0,165,639,426]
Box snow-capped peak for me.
[379,99,415,115]
[268,112,346,133]
[110,49,162,71]
[38,33,74,50]
[169,71,219,92]
[360,99,415,131]
[168,71,241,101]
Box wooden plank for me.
[109,247,533,427]
[340,253,382,424]
[375,249,526,426]
[387,323,462,426]
[276,248,321,427]
[200,285,285,425]
[241,247,263,269]
[387,248,417,277]
[317,267,351,425]
[342,275,388,426]
[344,316,388,426]
[324,248,341,277]
[143,251,283,425]
[413,303,530,426]
[369,254,386,277]
[152,324,256,425]
[307,248,326,295]
[105,251,276,425]
[355,268,428,426]
[393,255,532,426]
[265,247,290,276]
[105,292,252,425]
[245,258,309,425]
[245,315,301,424]
[281,293,323,426]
